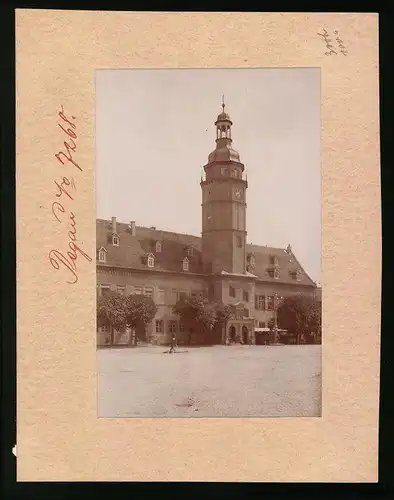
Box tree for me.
[213,302,235,344]
[124,294,158,345]
[276,294,322,344]
[308,299,322,344]
[97,292,127,345]
[173,296,216,344]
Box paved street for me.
[97,345,321,418]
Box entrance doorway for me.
[229,325,236,343]
[242,325,249,344]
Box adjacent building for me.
[97,101,317,345]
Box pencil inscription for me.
[317,28,348,56]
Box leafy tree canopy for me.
[124,294,158,329]
[277,294,321,336]
[173,297,235,335]
[97,292,127,332]
[214,302,235,326]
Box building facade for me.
[97,102,317,345]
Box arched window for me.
[112,234,119,246]
[155,241,162,253]
[182,258,189,272]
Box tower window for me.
[236,236,243,248]
[221,167,227,176]
[147,255,155,268]
[243,290,249,302]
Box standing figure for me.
[169,333,176,353]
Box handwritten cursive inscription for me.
[49,106,92,284]
[49,211,92,285]
[55,105,82,171]
[318,28,348,56]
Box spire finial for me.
[222,94,225,111]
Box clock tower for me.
[201,99,248,274]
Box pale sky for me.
[96,68,321,284]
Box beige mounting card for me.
[16,10,380,482]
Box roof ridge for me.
[97,218,201,240]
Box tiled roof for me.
[96,219,316,286]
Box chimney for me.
[130,221,136,236]
[111,217,116,234]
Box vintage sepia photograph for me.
[96,68,321,418]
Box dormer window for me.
[297,270,303,281]
[182,257,190,272]
[247,253,256,267]
[147,254,155,268]
[270,255,279,267]
[112,234,119,246]
[155,241,162,253]
[98,247,107,263]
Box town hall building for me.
[97,101,318,346]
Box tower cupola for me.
[208,96,241,163]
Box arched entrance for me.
[242,325,249,344]
[229,325,236,344]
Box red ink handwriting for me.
[49,106,92,284]
[54,105,82,171]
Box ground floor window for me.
[179,323,185,333]
[144,287,154,298]
[168,320,177,333]
[155,320,163,333]
[100,285,111,297]
[255,294,266,310]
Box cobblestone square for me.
[98,345,321,418]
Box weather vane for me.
[222,94,225,111]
